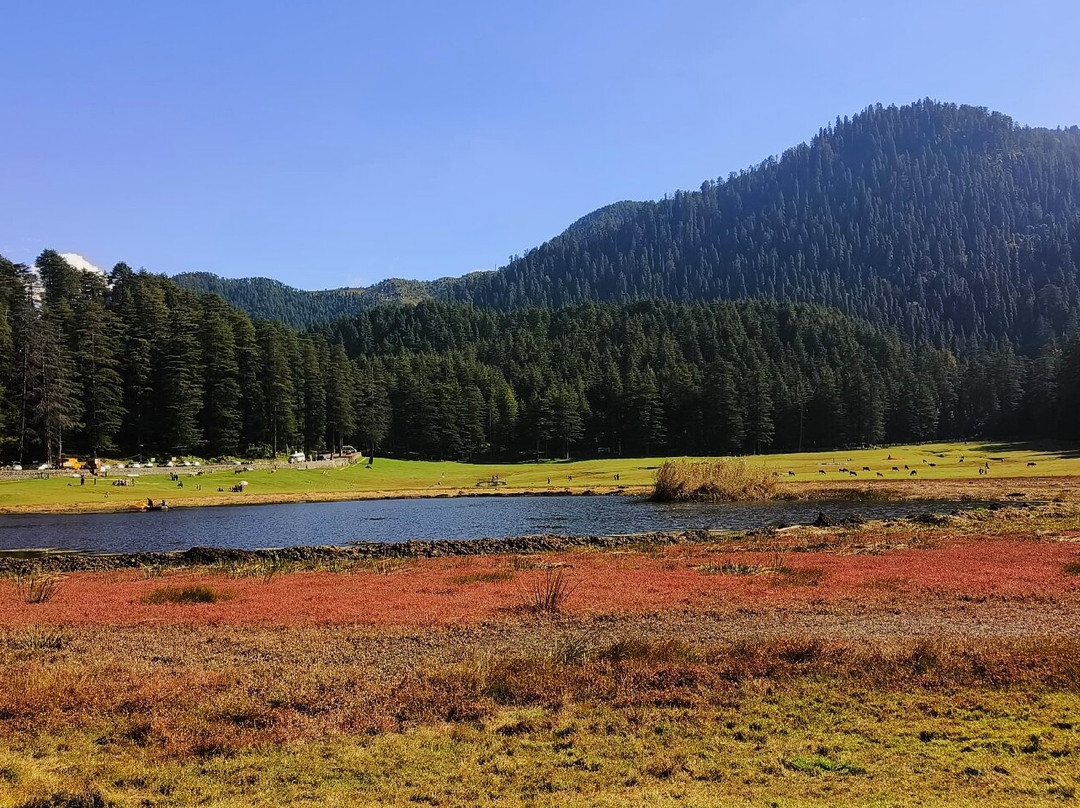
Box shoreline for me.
[0,484,652,516]
[1,473,1077,516]
[0,501,1049,574]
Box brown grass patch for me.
[652,458,779,502]
[452,570,515,585]
[141,585,232,605]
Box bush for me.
[651,458,779,502]
[142,585,231,605]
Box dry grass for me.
[652,458,780,502]
[141,585,232,605]
[3,623,1080,806]
[13,573,64,604]
[452,570,515,585]
[522,570,574,613]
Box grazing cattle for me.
[876,472,883,477]
[818,469,826,475]
[849,471,858,477]
[1028,462,1037,467]
[904,465,909,470]
[892,466,900,471]
[928,463,936,467]
[862,466,870,471]
[910,470,918,476]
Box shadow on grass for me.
[976,440,1080,460]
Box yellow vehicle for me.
[61,457,84,470]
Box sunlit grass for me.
[1,440,1078,513]
[2,647,1078,806]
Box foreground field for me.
[3,504,1080,806]
[1,440,1079,514]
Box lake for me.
[0,495,986,555]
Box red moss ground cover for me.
[4,537,1080,627]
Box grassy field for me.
[1,440,1078,513]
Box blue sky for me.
[2,1,1078,289]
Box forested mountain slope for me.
[4,252,1079,464]
[177,101,1080,349]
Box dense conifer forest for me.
[177,101,1080,350]
[2,251,1079,465]
[5,100,1080,464]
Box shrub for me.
[1064,561,1080,576]
[14,573,64,604]
[652,458,779,502]
[142,585,231,605]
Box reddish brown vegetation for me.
[4,632,1079,760]
[3,535,1080,627]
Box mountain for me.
[176,100,1080,351]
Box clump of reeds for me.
[651,458,779,502]
[142,585,232,605]
[524,570,574,614]
[14,572,64,604]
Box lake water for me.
[0,495,985,555]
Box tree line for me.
[2,252,1077,465]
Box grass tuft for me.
[523,570,574,614]
[652,458,779,502]
[785,755,867,776]
[14,573,64,604]
[11,627,67,651]
[141,585,232,605]
[451,570,515,585]
[1064,560,1080,576]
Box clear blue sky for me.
[2,1,1078,289]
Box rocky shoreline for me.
[0,528,721,574]
[0,502,1044,576]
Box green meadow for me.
[0,441,1076,513]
